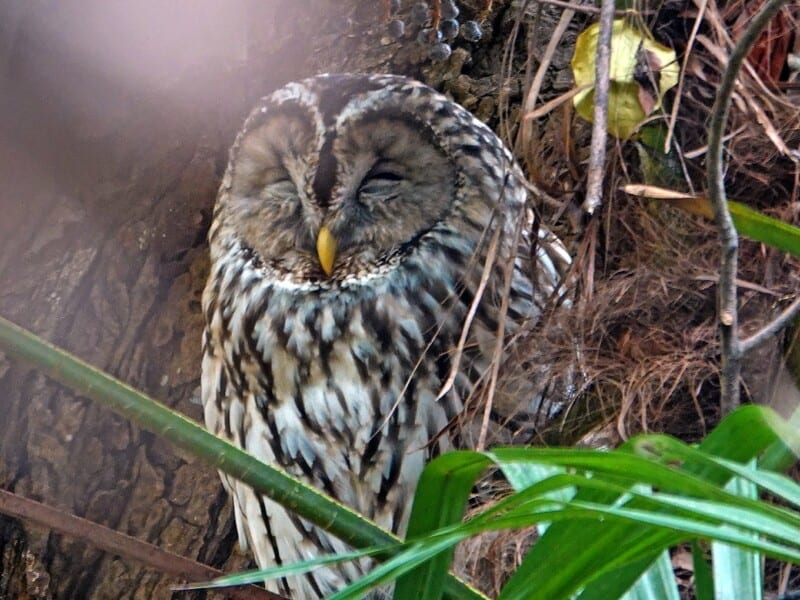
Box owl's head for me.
[211,73,520,284]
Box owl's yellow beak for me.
[316,225,337,276]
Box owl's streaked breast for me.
[203,230,470,515]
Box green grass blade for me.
[487,490,798,598]
[500,462,574,536]
[632,491,800,544]
[178,548,382,589]
[497,482,800,549]
[711,470,762,600]
[394,452,492,600]
[615,486,679,600]
[501,462,567,493]
[344,408,796,600]
[490,447,800,539]
[621,551,681,600]
[480,485,800,561]
[575,555,663,600]
[335,537,469,600]
[714,460,800,508]
[562,500,800,562]
[633,440,800,512]
[492,447,736,500]
[495,407,796,599]
[693,540,714,600]
[759,404,800,472]
[640,188,800,257]
[495,468,670,600]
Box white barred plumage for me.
[201,73,571,598]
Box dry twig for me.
[516,4,575,159]
[665,0,708,152]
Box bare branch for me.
[582,0,615,214]
[0,489,280,600]
[740,296,800,354]
[706,0,791,415]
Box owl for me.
[201,73,571,598]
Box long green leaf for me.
[179,548,382,590]
[615,485,679,600]
[561,500,800,562]
[0,316,481,600]
[395,452,491,600]
[693,539,714,600]
[501,462,575,537]
[334,538,467,600]
[482,485,800,562]
[332,408,798,600]
[383,407,797,600]
[364,465,800,599]
[488,449,800,537]
[727,199,800,257]
[575,555,664,600]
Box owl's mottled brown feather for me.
[202,74,570,598]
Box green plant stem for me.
[0,316,482,600]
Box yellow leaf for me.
[572,19,678,139]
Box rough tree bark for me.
[0,1,574,597]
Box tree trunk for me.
[0,1,574,597]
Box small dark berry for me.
[410,1,430,25]
[388,19,405,38]
[439,18,459,41]
[440,0,459,19]
[461,20,482,42]
[429,42,452,62]
[416,27,442,46]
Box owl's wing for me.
[528,216,573,310]
[462,205,573,446]
[200,338,253,553]
[514,215,575,429]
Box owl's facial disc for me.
[322,115,456,272]
[224,105,456,281]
